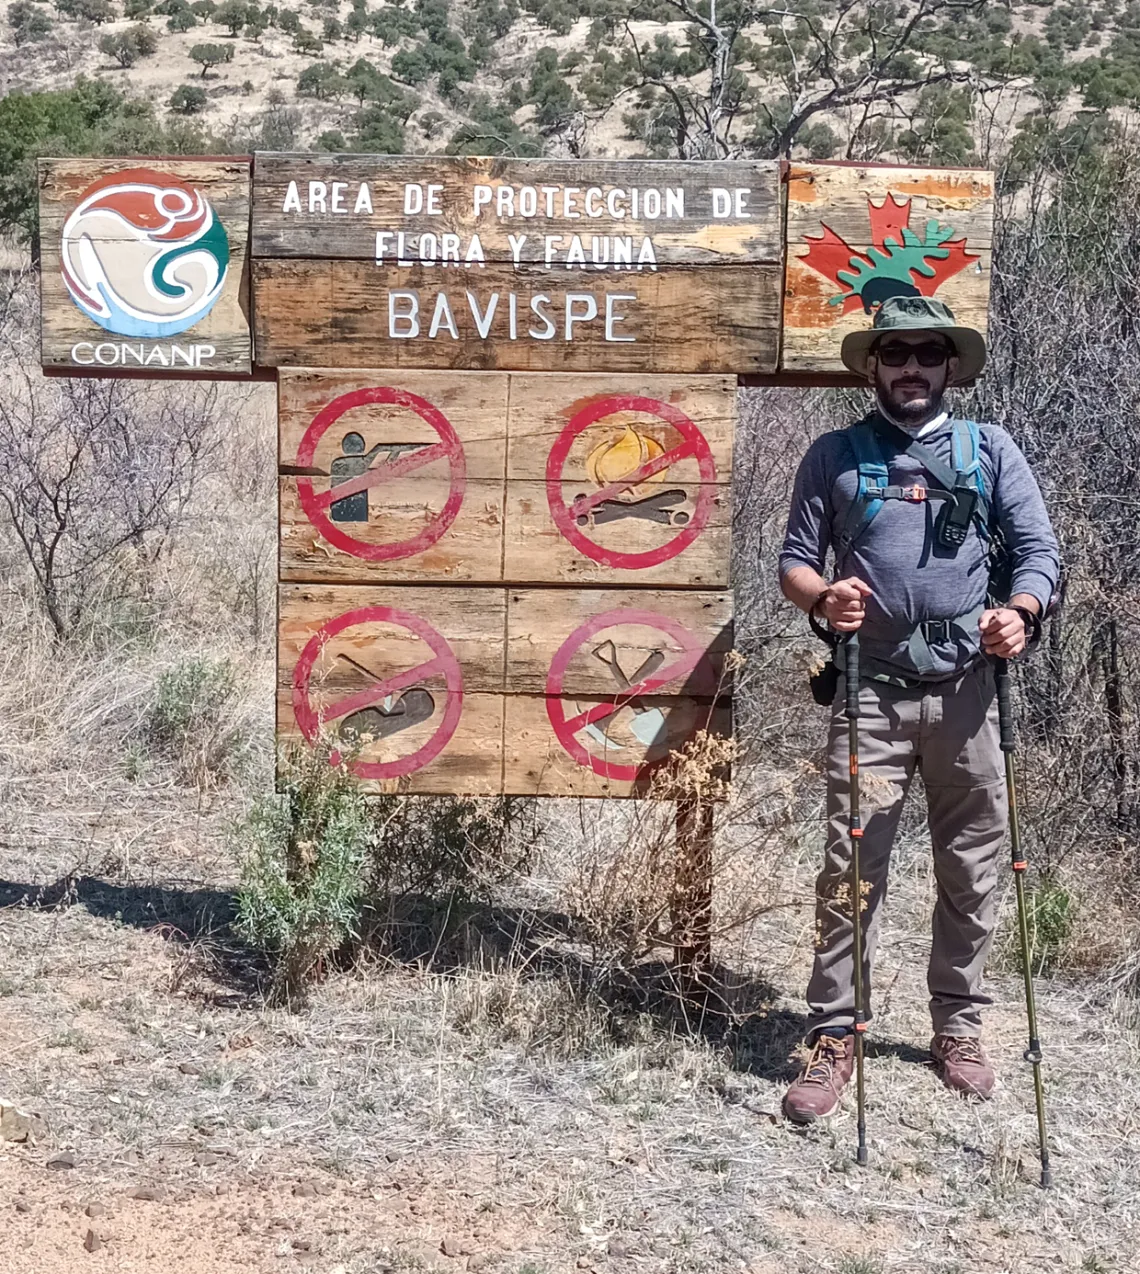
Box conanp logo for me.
[61,168,229,339]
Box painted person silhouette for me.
[329,431,384,522]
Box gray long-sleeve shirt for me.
[778,413,1061,680]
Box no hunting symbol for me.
[545,395,718,570]
[295,386,467,561]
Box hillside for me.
[1,0,1134,174]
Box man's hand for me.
[815,577,872,632]
[979,608,1028,659]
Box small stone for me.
[194,1151,220,1167]
[292,1182,318,1199]
[291,1239,312,1252]
[47,1152,76,1170]
[441,1236,470,1258]
[127,1185,164,1202]
[85,1203,106,1219]
[1,1100,48,1145]
[84,1229,102,1253]
[14,1200,30,1213]
[178,1062,202,1076]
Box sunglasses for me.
[875,341,953,367]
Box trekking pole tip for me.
[1041,1166,1053,1189]
[856,1145,868,1167]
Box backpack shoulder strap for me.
[837,421,890,556]
[950,418,991,524]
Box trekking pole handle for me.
[995,657,1015,753]
[846,632,860,720]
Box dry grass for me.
[0,290,1137,1272]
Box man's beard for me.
[875,371,945,426]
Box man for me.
[777,295,1059,1123]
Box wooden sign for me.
[279,369,734,588]
[782,163,993,375]
[504,372,734,588]
[277,584,732,797]
[279,368,507,583]
[38,158,252,376]
[250,156,783,374]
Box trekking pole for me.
[846,632,868,1168]
[994,656,1052,1189]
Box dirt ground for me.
[2,774,1138,1274]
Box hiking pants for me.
[807,660,1007,1039]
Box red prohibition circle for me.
[296,387,467,562]
[292,605,463,781]
[545,395,718,570]
[545,607,714,782]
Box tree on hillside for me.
[606,0,994,160]
[370,4,416,46]
[99,23,159,66]
[57,0,115,22]
[350,104,406,153]
[167,5,196,29]
[189,39,234,75]
[297,62,346,99]
[9,0,52,43]
[293,26,322,53]
[214,0,247,34]
[170,82,209,112]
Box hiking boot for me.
[931,1034,996,1099]
[782,1032,855,1125]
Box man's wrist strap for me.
[1011,604,1043,647]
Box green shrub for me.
[9,0,53,42]
[1023,875,1078,975]
[167,5,195,28]
[170,82,208,112]
[234,741,371,1006]
[145,655,245,786]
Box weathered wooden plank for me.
[278,688,504,795]
[252,154,784,264]
[782,163,993,375]
[502,694,732,797]
[504,372,734,587]
[278,368,508,582]
[277,583,506,794]
[506,588,734,696]
[503,482,730,587]
[252,260,782,374]
[38,158,252,377]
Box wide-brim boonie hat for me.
[840,295,986,385]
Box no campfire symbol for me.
[545,395,718,571]
[801,193,980,315]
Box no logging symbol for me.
[292,606,463,781]
[296,387,467,561]
[545,395,717,570]
[545,608,715,782]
